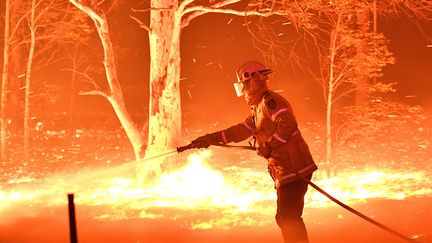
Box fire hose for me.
[175,143,419,243]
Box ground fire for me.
[1,149,431,231]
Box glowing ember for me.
[0,150,431,229]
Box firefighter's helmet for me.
[234,61,272,97]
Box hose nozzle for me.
[176,143,194,153]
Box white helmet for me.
[234,61,272,97]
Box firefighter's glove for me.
[257,145,271,159]
[191,133,219,149]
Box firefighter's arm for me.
[217,116,255,143]
[191,116,255,148]
[263,96,298,150]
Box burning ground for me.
[0,119,431,243]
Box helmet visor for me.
[233,82,244,97]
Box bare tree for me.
[68,0,145,163]
[357,0,432,105]
[1,0,97,163]
[23,0,38,162]
[311,1,395,175]
[319,0,432,171]
[22,0,86,162]
[55,5,95,126]
[64,45,89,125]
[1,0,12,161]
[1,0,29,161]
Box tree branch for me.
[129,15,151,32]
[97,0,106,6]
[332,59,354,89]
[9,7,31,43]
[208,0,242,9]
[181,0,243,28]
[131,7,173,13]
[69,0,104,25]
[34,0,55,23]
[182,6,285,28]
[79,90,110,98]
[332,86,357,104]
[183,6,284,17]
[61,68,101,90]
[178,0,196,13]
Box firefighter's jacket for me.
[214,90,317,188]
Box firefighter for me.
[191,61,317,243]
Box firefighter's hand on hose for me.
[257,145,271,159]
[191,133,219,149]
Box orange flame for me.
[0,150,431,229]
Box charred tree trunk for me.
[1,0,11,161]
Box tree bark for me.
[1,0,11,161]
[136,0,182,183]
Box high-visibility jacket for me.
[214,90,317,188]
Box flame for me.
[307,170,431,208]
[156,151,226,201]
[0,150,431,229]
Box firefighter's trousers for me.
[275,174,312,243]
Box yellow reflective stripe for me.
[272,129,299,145]
[243,121,254,132]
[273,133,287,143]
[221,130,228,144]
[271,108,288,121]
[290,129,300,138]
[278,164,316,181]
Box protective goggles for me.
[233,81,245,97]
[233,69,272,97]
